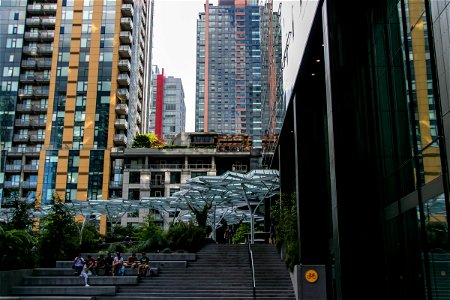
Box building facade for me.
[194,0,283,146]
[271,0,450,299]
[108,132,253,227]
[149,66,186,142]
[0,0,154,206]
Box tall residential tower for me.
[195,0,283,146]
[149,66,186,142]
[0,0,154,206]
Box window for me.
[129,172,140,184]
[128,189,140,200]
[191,172,207,178]
[170,172,181,184]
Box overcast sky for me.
[152,0,218,132]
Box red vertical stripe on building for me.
[155,69,165,139]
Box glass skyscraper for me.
[195,0,283,146]
[0,0,154,206]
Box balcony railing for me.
[114,119,128,130]
[5,165,22,172]
[115,103,129,115]
[119,45,131,58]
[23,164,39,172]
[117,73,130,86]
[119,31,133,44]
[114,134,128,145]
[121,4,134,17]
[120,17,133,30]
[118,60,131,72]
[117,88,130,101]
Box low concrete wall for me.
[0,269,32,295]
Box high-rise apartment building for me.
[0,0,154,206]
[149,66,186,142]
[195,0,283,146]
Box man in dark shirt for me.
[104,252,114,276]
[138,252,150,277]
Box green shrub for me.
[165,222,207,252]
[271,192,299,272]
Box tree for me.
[4,197,35,231]
[0,226,35,270]
[37,196,79,267]
[132,133,164,148]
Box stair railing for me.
[248,242,256,299]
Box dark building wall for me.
[274,0,449,299]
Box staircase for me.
[97,243,295,300]
[251,244,296,299]
[1,243,295,300]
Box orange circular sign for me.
[305,269,319,283]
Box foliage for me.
[37,196,79,267]
[165,221,207,252]
[0,226,36,271]
[232,222,251,244]
[132,133,165,148]
[3,197,35,231]
[128,215,168,253]
[271,192,299,272]
[78,223,101,252]
[185,200,212,228]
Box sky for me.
[152,0,218,132]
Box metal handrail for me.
[248,242,256,299]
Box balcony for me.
[24,32,39,41]
[119,45,131,58]
[6,148,24,156]
[120,18,133,30]
[22,59,36,69]
[33,87,49,97]
[42,4,57,13]
[13,134,30,142]
[15,119,31,127]
[37,45,53,55]
[117,73,130,86]
[16,103,32,112]
[30,134,45,142]
[115,103,129,115]
[23,164,39,172]
[118,60,131,72]
[30,119,47,127]
[115,119,129,130]
[41,17,56,27]
[36,59,52,69]
[35,73,51,82]
[23,46,38,56]
[23,147,41,156]
[5,165,22,172]
[3,181,20,189]
[26,18,41,26]
[21,181,37,189]
[27,4,57,14]
[117,88,130,101]
[120,31,132,44]
[114,134,128,146]
[18,89,33,98]
[19,74,35,83]
[32,104,48,112]
[40,30,55,41]
[121,4,134,17]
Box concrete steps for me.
[3,244,295,299]
[97,243,295,299]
